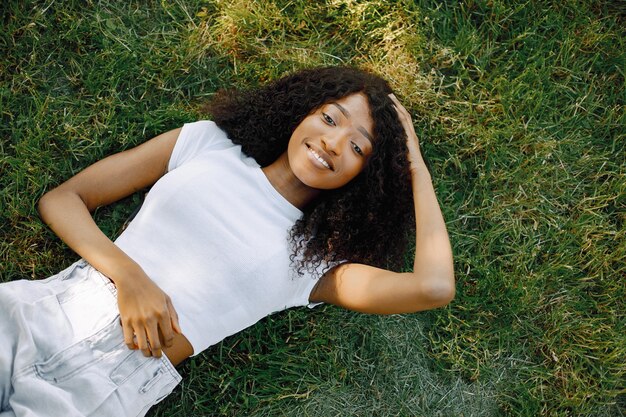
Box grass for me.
[1,0,624,415]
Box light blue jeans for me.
[0,260,181,416]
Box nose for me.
[321,132,346,156]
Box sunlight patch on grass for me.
[288,314,500,417]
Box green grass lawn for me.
[1,1,624,415]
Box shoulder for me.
[168,120,235,171]
[179,120,231,147]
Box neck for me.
[261,152,320,210]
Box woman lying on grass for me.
[0,66,454,416]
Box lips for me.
[306,144,334,170]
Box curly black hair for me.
[206,66,414,275]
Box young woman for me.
[0,67,454,416]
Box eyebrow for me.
[332,103,374,143]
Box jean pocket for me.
[34,317,125,383]
[27,319,123,415]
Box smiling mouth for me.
[307,145,332,170]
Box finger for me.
[388,93,402,108]
[121,318,137,350]
[387,93,408,111]
[393,106,412,126]
[388,97,411,121]
[158,314,175,348]
[146,321,163,358]
[167,298,182,334]
[134,327,152,357]
[396,105,411,121]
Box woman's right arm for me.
[38,128,181,359]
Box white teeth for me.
[309,148,330,169]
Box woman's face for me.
[287,93,375,190]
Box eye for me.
[322,113,336,126]
[351,142,364,156]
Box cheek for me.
[346,157,367,177]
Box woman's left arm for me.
[309,94,455,314]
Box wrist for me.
[409,153,429,176]
[104,258,146,287]
[406,140,425,167]
[409,161,433,194]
